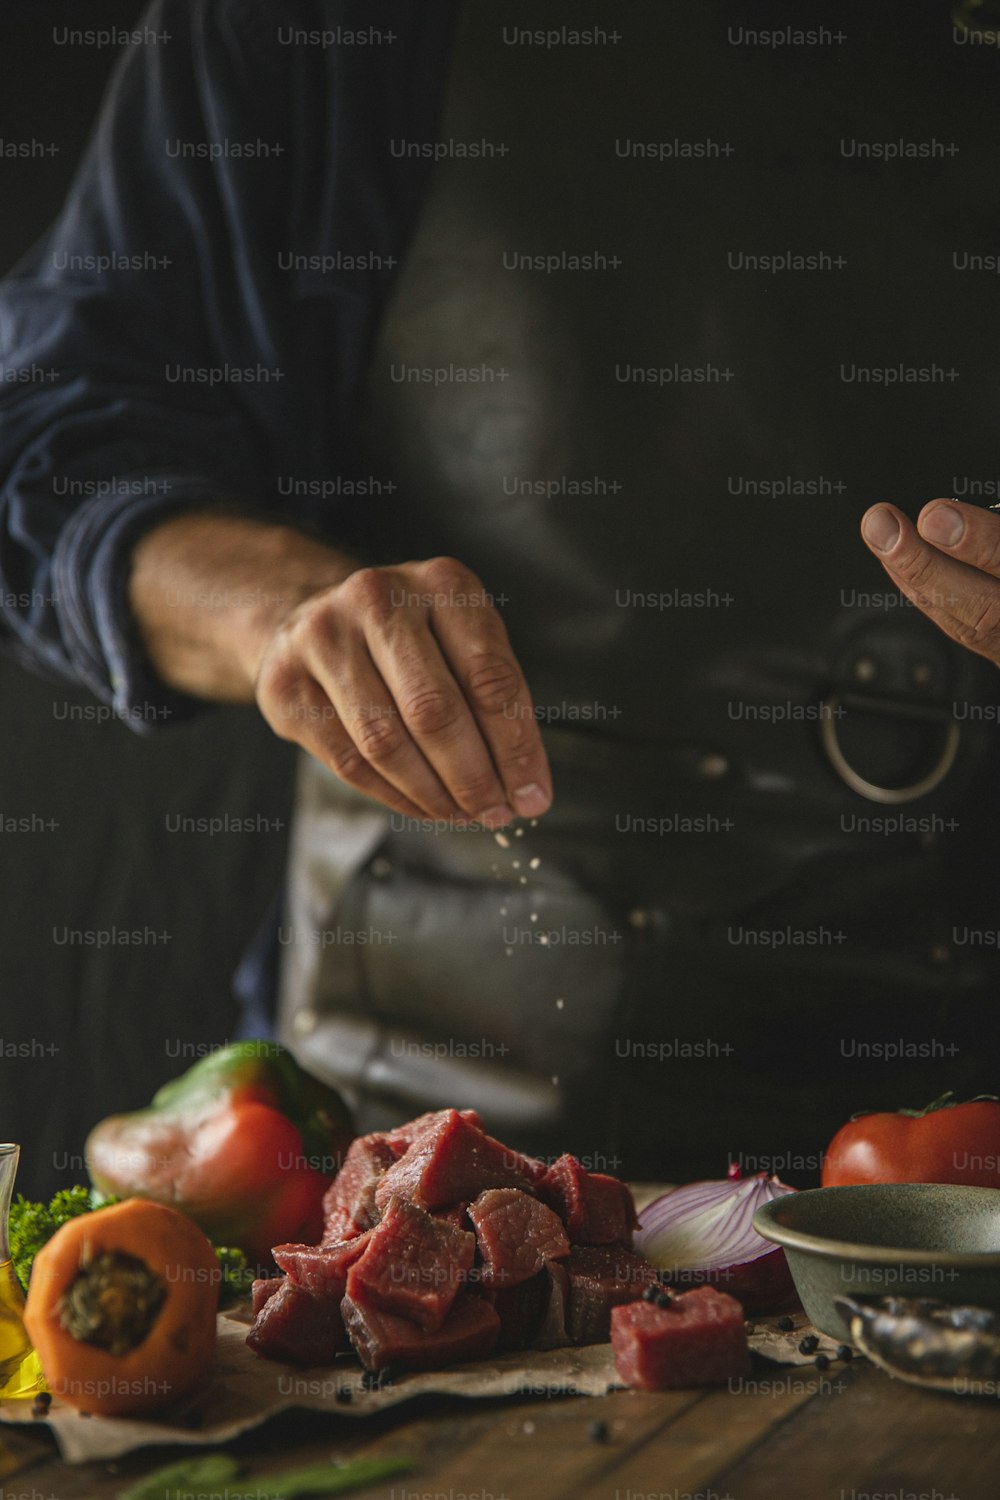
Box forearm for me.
[127,513,358,702]
[129,511,553,825]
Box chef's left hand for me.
[861,498,1000,666]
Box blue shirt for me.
[0,0,458,726]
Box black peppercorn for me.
[836,1344,853,1362]
[777,1316,794,1332]
[336,1387,353,1404]
[815,1353,830,1371]
[588,1419,609,1443]
[655,1291,673,1309]
[799,1334,819,1355]
[642,1284,659,1302]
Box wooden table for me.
[5,1357,1000,1500]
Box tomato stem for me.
[896,1091,999,1119]
[849,1090,999,1123]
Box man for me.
[2,0,1000,1180]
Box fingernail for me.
[861,506,900,552]
[919,504,964,547]
[477,804,515,828]
[513,783,550,817]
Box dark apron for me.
[277,0,1000,1181]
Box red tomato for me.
[822,1094,1000,1188]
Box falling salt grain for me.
[530,913,538,923]
[529,857,541,870]
[505,946,514,956]
[512,860,521,869]
[500,906,508,916]
[494,832,511,849]
[523,1420,536,1435]
[551,1075,559,1086]
[519,876,528,884]
[539,935,549,945]
[556,997,564,1009]
[515,826,525,838]
[530,818,538,827]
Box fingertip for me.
[512,783,551,818]
[917,502,964,548]
[476,803,515,828]
[861,505,901,553]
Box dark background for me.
[0,2,294,1199]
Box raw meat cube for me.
[250,1277,283,1315]
[273,1230,374,1296]
[322,1134,396,1233]
[474,1133,549,1187]
[321,1204,363,1245]
[611,1286,751,1389]
[468,1187,570,1286]
[246,1278,347,1364]
[482,1270,550,1352]
[565,1245,660,1344]
[373,1109,534,1214]
[346,1195,476,1332]
[538,1154,638,1245]
[340,1290,500,1372]
[385,1107,485,1154]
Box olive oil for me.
[0,1146,46,1399]
[0,1258,44,1396]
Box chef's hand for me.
[861,498,1000,666]
[130,514,552,826]
[255,556,552,826]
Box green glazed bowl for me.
[753,1183,1000,1343]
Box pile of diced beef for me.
[247,1107,661,1372]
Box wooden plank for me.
[23,1364,1000,1500]
[19,1398,504,1500]
[716,1362,1000,1500]
[576,1367,836,1500]
[411,1388,710,1498]
[344,1380,704,1500]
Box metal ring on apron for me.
[819,691,960,804]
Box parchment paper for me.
[0,1306,843,1463]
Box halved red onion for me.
[634,1171,798,1315]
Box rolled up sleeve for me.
[0,0,295,726]
[0,0,460,727]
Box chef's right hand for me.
[254,556,552,826]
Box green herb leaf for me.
[117,1454,414,1500]
[212,1244,255,1306]
[9,1185,98,1293]
[117,1452,240,1500]
[240,1456,415,1499]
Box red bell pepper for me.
[85,1041,354,1267]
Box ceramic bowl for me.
[753,1183,1000,1342]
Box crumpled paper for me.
[0,1305,842,1463]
